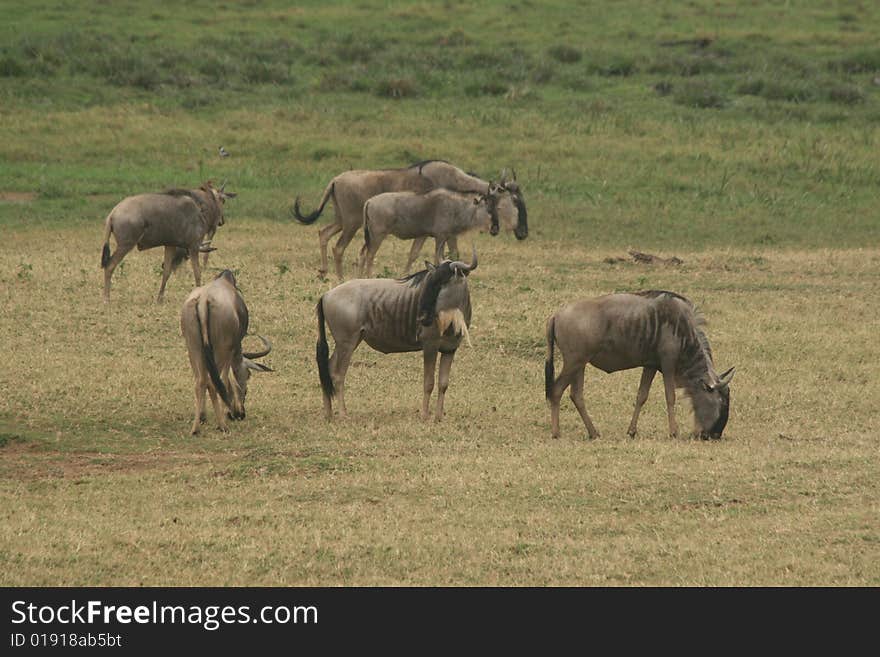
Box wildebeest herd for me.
[98,160,735,439]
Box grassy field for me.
[1,0,878,585]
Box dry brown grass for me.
[1,221,877,585]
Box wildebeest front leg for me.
[627,367,657,438]
[421,349,438,420]
[446,235,460,261]
[433,239,446,265]
[569,365,600,439]
[189,248,202,289]
[435,351,455,422]
[404,237,427,274]
[660,365,679,438]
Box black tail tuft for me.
[292,182,334,225]
[316,297,335,398]
[363,212,371,250]
[101,243,111,269]
[545,317,555,399]
[197,301,232,411]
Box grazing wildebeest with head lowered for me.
[315,248,478,421]
[291,160,527,279]
[358,187,506,277]
[180,270,273,435]
[100,181,236,302]
[545,290,735,440]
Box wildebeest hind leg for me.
[102,241,135,303]
[421,349,438,420]
[318,223,342,277]
[157,246,177,302]
[191,379,206,435]
[627,367,657,438]
[329,337,359,418]
[207,387,228,433]
[569,366,600,439]
[549,362,583,438]
[332,227,358,280]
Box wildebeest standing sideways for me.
[100,181,236,302]
[292,160,526,279]
[316,249,478,421]
[545,290,735,439]
[180,270,273,434]
[358,187,503,277]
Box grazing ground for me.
[1,0,878,585]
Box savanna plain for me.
[1,0,878,585]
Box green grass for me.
[1,0,878,586]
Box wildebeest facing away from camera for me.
[315,248,478,421]
[545,290,735,440]
[291,160,526,279]
[100,181,236,303]
[180,270,273,435]
[357,187,508,277]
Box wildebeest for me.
[100,181,236,303]
[292,160,526,279]
[180,270,273,435]
[316,248,478,421]
[357,187,504,277]
[545,290,735,440]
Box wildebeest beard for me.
[417,263,455,326]
[707,387,730,438]
[486,194,500,236]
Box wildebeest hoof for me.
[190,424,200,435]
[587,432,600,440]
[627,430,637,438]
[199,413,207,423]
[218,424,230,433]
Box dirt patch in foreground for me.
[0,192,37,202]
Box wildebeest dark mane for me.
[414,262,455,326]
[398,268,431,288]
[638,291,715,385]
[405,159,449,174]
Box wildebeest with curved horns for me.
[316,248,478,421]
[180,270,273,435]
[292,160,526,279]
[357,187,507,277]
[545,290,735,440]
[100,181,236,303]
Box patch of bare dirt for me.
[0,443,232,481]
[0,192,37,202]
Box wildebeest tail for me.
[316,296,335,398]
[545,316,556,399]
[196,298,232,411]
[363,202,372,249]
[292,181,335,224]
[100,213,113,268]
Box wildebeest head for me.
[230,334,274,419]
[498,169,528,240]
[417,248,477,327]
[474,186,501,236]
[690,366,735,439]
[202,180,238,227]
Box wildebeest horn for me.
[242,335,272,359]
[716,366,735,388]
[451,246,477,275]
[220,180,227,191]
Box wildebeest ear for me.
[222,191,237,199]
